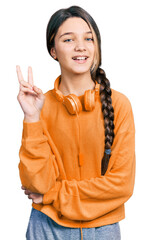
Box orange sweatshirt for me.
[18,75,136,240]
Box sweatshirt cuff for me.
[43,181,61,205]
[22,120,44,139]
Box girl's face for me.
[51,17,95,76]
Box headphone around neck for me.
[52,75,100,115]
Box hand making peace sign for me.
[16,66,45,122]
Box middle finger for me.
[28,66,34,87]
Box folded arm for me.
[18,120,59,194]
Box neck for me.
[58,71,95,97]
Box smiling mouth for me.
[72,56,89,64]
[72,56,88,60]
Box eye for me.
[86,38,94,41]
[64,39,73,42]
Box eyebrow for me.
[59,31,92,39]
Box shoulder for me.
[44,89,56,101]
[43,88,58,107]
[111,88,135,133]
[40,89,57,119]
[111,88,132,113]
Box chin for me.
[70,66,91,75]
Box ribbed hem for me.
[22,120,44,139]
[32,203,125,228]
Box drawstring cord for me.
[80,220,83,240]
[76,109,83,169]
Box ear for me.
[50,47,57,59]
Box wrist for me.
[24,114,40,123]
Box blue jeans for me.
[26,208,121,240]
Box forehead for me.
[56,17,91,36]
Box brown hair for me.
[46,5,115,175]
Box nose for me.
[74,40,86,52]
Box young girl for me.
[16,5,135,240]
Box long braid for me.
[95,67,115,175]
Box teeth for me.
[73,57,87,60]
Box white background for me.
[0,0,151,239]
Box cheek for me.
[55,44,73,61]
[88,44,95,56]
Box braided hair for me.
[95,68,115,175]
[46,5,115,175]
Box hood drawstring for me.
[76,110,84,169]
[68,94,84,170]
[80,220,83,240]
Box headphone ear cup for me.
[64,94,82,115]
[84,90,95,111]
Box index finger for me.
[16,65,24,84]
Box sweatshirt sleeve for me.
[18,120,60,194]
[42,96,136,221]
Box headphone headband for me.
[53,75,100,102]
